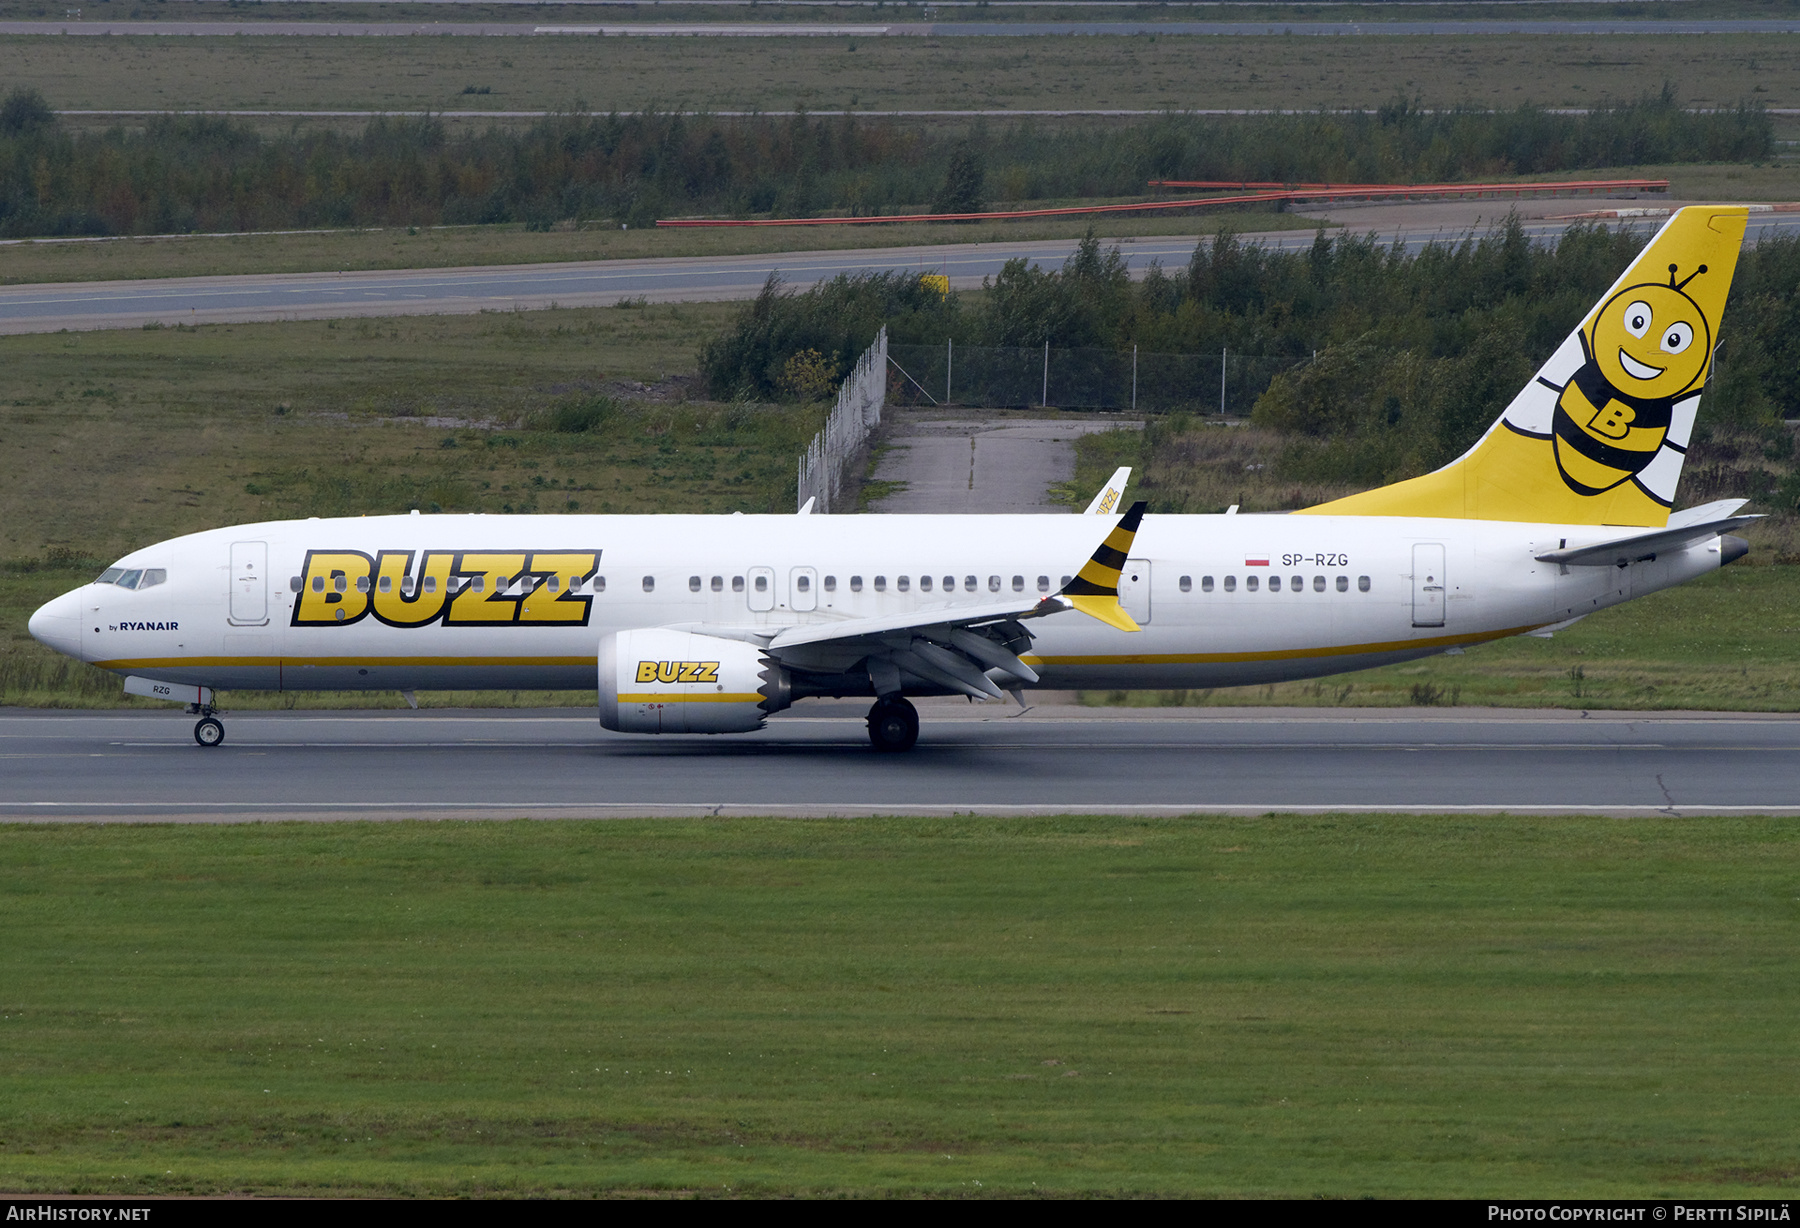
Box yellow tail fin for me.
[1299,205,1748,527]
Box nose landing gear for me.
[188,701,225,748]
[866,695,918,753]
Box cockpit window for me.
[96,568,124,585]
[116,569,144,590]
[138,569,166,589]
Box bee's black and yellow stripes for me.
[1059,500,1146,632]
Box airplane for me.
[28,206,1758,753]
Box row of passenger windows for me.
[95,567,167,591]
[293,571,1376,596]
[1180,574,1373,594]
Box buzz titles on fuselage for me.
[290,548,602,628]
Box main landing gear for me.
[866,695,919,753]
[188,702,225,748]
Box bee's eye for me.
[1622,301,1653,339]
[1662,321,1695,355]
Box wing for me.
[1083,466,1132,515]
[751,501,1149,702]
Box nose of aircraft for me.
[28,588,84,660]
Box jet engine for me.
[598,628,790,734]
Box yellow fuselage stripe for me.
[616,692,763,704]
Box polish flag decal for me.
[1245,555,1270,567]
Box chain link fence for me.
[796,325,886,514]
[887,343,1309,415]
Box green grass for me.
[10,32,1800,116]
[0,302,828,707]
[0,212,1313,287]
[0,814,1795,1197]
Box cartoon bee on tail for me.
[1551,262,1712,498]
[1301,206,1747,528]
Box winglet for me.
[1060,500,1146,632]
[1082,466,1131,515]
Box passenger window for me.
[334,575,348,593]
[733,576,745,593]
[1201,576,1214,592]
[711,576,724,592]
[312,575,325,593]
[920,576,933,592]
[424,576,438,594]
[851,576,864,592]
[140,569,166,589]
[1268,575,1281,592]
[97,568,124,585]
[356,576,370,594]
[1358,575,1371,592]
[1224,576,1237,592]
[1037,576,1050,593]
[689,575,701,592]
[594,576,606,593]
[379,576,392,593]
[642,576,655,592]
[1246,575,1259,592]
[1012,575,1024,592]
[1336,575,1349,592]
[945,576,957,592]
[796,575,811,592]
[290,576,303,593]
[897,576,910,592]
[753,575,767,592]
[1060,575,1072,588]
[987,575,999,592]
[403,576,417,595]
[824,575,837,592]
[874,576,886,592]
[966,576,978,592]
[546,576,559,592]
[1313,575,1326,592]
[471,576,485,593]
[1292,575,1303,592]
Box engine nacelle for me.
[598,628,790,734]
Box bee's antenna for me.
[1672,263,1709,291]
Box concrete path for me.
[864,412,1139,514]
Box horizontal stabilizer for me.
[1534,515,1759,567]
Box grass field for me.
[0,814,1795,1197]
[8,32,1800,115]
[0,212,1312,287]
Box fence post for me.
[1042,340,1049,409]
[1132,344,1138,413]
[1220,346,1227,417]
[946,337,953,405]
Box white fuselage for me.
[30,511,1725,696]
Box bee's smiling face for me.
[1592,284,1711,399]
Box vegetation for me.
[9,30,1800,118]
[1,813,1796,1197]
[0,90,1769,237]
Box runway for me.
[12,19,1800,35]
[3,705,1797,821]
[17,213,1791,335]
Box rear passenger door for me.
[1119,559,1151,625]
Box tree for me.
[933,145,985,216]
